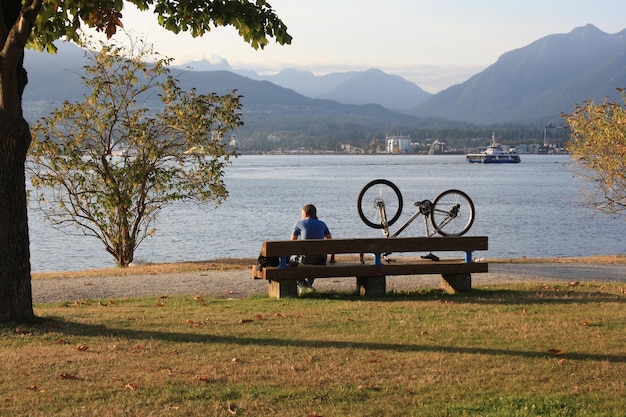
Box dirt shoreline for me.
[31,259,626,304]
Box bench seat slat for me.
[262,236,488,256]
[254,260,488,281]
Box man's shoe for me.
[421,253,440,261]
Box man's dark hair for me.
[302,204,318,219]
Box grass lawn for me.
[2,281,625,416]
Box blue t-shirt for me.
[292,218,330,240]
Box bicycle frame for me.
[376,200,460,238]
[377,201,424,238]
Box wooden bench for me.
[252,236,488,298]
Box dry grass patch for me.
[32,258,254,280]
[2,282,625,416]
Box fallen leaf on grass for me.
[57,339,70,344]
[548,348,565,356]
[124,383,139,390]
[76,345,89,351]
[567,281,579,287]
[558,358,566,365]
[25,385,38,391]
[131,345,144,354]
[238,319,253,324]
[59,373,81,380]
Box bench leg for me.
[268,280,298,299]
[441,273,472,294]
[357,276,386,296]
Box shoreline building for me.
[386,135,411,154]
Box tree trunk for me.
[0,0,38,321]
[0,116,33,321]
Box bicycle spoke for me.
[357,179,403,230]
[431,190,475,236]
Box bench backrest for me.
[261,236,488,257]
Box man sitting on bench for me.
[291,204,336,289]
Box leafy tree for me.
[562,93,626,216]
[29,39,241,267]
[0,1,291,322]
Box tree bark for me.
[0,0,36,321]
[0,116,33,321]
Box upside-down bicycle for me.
[357,179,475,260]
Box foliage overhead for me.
[29,0,292,52]
[28,38,242,267]
[562,90,626,216]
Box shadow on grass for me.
[28,310,626,365]
[298,286,626,306]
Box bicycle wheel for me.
[357,179,403,229]
[430,189,475,236]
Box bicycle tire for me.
[357,179,403,229]
[430,189,475,236]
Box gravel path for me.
[32,263,626,304]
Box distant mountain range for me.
[22,24,626,127]
[415,24,626,124]
[177,61,432,113]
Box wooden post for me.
[268,280,298,299]
[441,273,472,294]
[357,276,386,296]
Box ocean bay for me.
[29,154,625,272]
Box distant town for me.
[232,134,568,155]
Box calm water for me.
[28,154,626,272]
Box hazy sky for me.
[120,0,626,93]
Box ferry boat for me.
[466,133,521,163]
